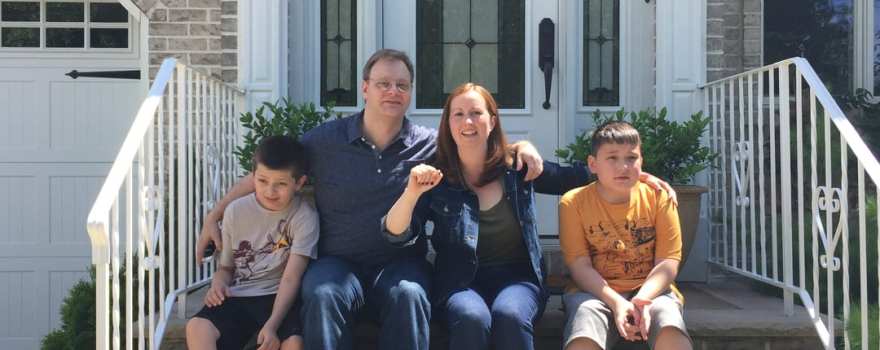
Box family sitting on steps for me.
[186,49,693,350]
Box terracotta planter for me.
[673,184,708,266]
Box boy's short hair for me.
[252,135,309,179]
[590,121,641,156]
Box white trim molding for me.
[239,0,285,111]
[655,0,706,121]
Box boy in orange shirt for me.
[558,121,692,350]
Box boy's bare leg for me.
[280,335,304,350]
[185,317,220,350]
[653,327,692,350]
[565,337,603,350]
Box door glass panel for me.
[46,27,84,47]
[90,2,128,23]
[417,0,525,109]
[764,0,853,95]
[583,0,619,106]
[90,28,127,48]
[1,2,39,21]
[321,0,357,107]
[46,2,84,22]
[1,27,38,47]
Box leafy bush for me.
[234,99,339,172]
[838,88,880,157]
[41,268,96,350]
[556,108,717,184]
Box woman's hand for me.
[639,172,678,206]
[406,164,443,196]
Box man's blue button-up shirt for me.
[301,110,436,265]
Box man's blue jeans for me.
[299,255,432,350]
[441,263,545,350]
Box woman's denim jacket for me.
[382,161,589,305]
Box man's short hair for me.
[590,121,641,156]
[362,49,415,82]
[252,135,309,179]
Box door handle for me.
[538,18,554,110]
[65,69,141,80]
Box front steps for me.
[157,277,830,350]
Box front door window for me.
[321,0,357,107]
[415,0,525,108]
[583,0,620,106]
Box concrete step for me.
[156,277,832,350]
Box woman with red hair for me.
[381,83,590,349]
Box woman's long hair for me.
[433,83,512,188]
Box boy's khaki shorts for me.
[562,290,691,350]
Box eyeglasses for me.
[369,79,412,93]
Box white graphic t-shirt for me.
[219,193,319,297]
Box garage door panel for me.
[0,258,91,348]
[0,270,42,338]
[50,175,105,244]
[0,243,90,257]
[0,176,41,245]
[0,3,144,346]
[0,79,44,150]
[49,79,140,155]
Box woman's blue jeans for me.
[441,263,545,350]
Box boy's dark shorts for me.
[193,294,303,349]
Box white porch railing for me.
[86,58,243,350]
[704,57,880,349]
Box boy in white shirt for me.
[186,136,319,350]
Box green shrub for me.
[848,302,879,349]
[555,108,717,184]
[41,268,96,350]
[234,99,339,172]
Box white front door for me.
[381,0,562,238]
[288,0,654,237]
[0,1,144,347]
[381,0,654,237]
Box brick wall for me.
[131,0,237,84]
[707,0,762,82]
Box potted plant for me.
[233,98,340,200]
[556,108,716,265]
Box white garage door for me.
[0,1,144,348]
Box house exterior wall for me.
[133,0,238,83]
[707,0,763,82]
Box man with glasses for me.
[196,49,544,350]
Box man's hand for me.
[610,298,642,342]
[196,215,222,264]
[512,141,544,181]
[203,281,229,307]
[639,172,678,206]
[630,296,653,341]
[406,164,443,196]
[256,326,281,350]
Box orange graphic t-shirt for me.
[559,182,681,293]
